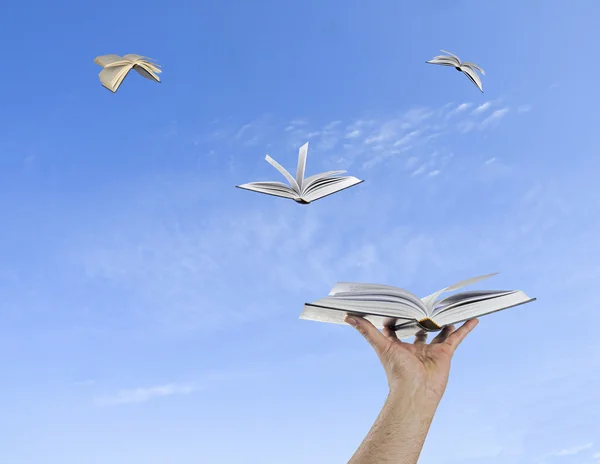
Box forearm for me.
[347,391,438,464]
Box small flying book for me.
[94,54,162,93]
[426,50,485,92]
[300,273,535,339]
[236,142,363,204]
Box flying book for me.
[426,50,485,93]
[236,142,364,204]
[300,273,535,339]
[94,54,162,93]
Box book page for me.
[94,54,125,67]
[432,290,515,316]
[440,50,461,62]
[427,56,459,67]
[307,297,421,319]
[301,176,363,203]
[122,54,145,63]
[296,142,309,190]
[98,65,132,92]
[393,322,423,339]
[236,183,299,200]
[133,64,161,82]
[302,176,346,196]
[434,291,535,327]
[301,170,347,193]
[265,155,300,192]
[461,66,483,92]
[461,61,485,75]
[329,282,425,313]
[421,273,499,313]
[300,304,414,328]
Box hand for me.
[345,316,478,407]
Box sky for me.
[0,0,599,462]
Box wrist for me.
[386,388,439,423]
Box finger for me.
[413,330,428,344]
[445,319,479,351]
[431,325,455,344]
[345,316,391,356]
[383,326,400,342]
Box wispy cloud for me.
[95,382,197,406]
[74,379,96,387]
[552,442,593,456]
[480,108,509,129]
[446,103,471,118]
[473,102,491,114]
[517,104,532,113]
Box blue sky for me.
[1,0,599,462]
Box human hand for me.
[345,316,478,407]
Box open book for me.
[426,50,485,93]
[300,273,535,339]
[94,54,162,93]
[236,142,363,204]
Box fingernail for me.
[346,317,357,326]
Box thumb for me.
[345,315,391,356]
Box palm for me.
[347,316,479,402]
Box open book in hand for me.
[300,273,535,338]
[236,142,364,204]
[94,54,162,93]
[426,50,485,93]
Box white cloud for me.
[485,157,496,165]
[411,164,427,176]
[393,130,420,147]
[517,105,532,113]
[553,442,593,456]
[473,102,491,113]
[446,103,471,118]
[235,123,253,139]
[95,382,196,406]
[345,129,360,139]
[427,170,440,177]
[323,120,341,130]
[480,108,509,128]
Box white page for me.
[440,50,461,62]
[420,273,498,312]
[432,290,515,316]
[461,61,485,75]
[122,54,145,62]
[296,142,309,190]
[393,322,425,340]
[307,296,421,319]
[99,65,132,92]
[329,282,425,313]
[300,303,415,328]
[265,155,300,192]
[302,177,346,196]
[302,176,363,203]
[236,183,299,200]
[301,170,347,193]
[94,54,125,67]
[134,59,161,76]
[134,64,161,82]
[427,56,459,67]
[434,291,535,327]
[460,65,483,92]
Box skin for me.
[345,316,479,464]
